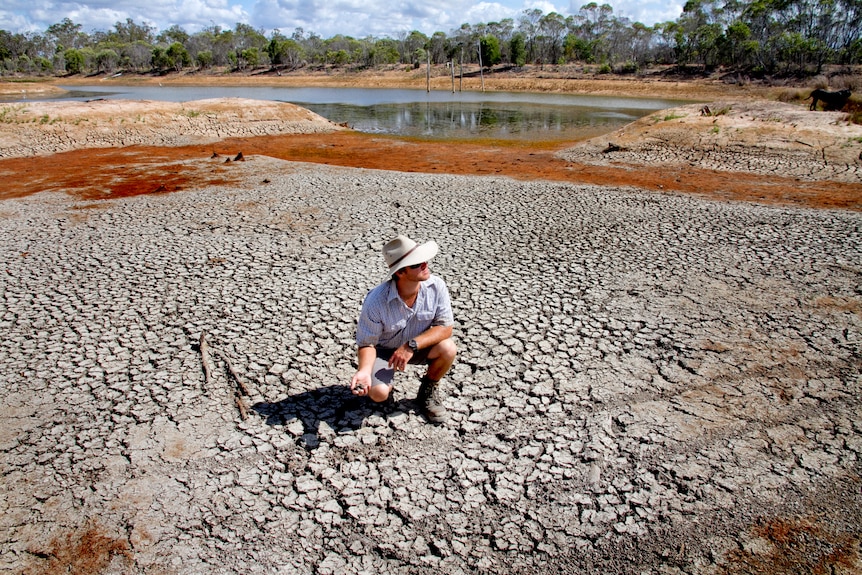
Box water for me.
[15,84,688,141]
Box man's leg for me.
[417,338,456,423]
[368,355,394,403]
[425,338,456,381]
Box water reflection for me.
[10,84,687,142]
[300,100,644,141]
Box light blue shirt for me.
[356,275,454,349]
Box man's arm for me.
[413,324,453,350]
[350,346,377,395]
[387,324,453,371]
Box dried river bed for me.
[0,156,860,574]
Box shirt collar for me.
[387,278,424,304]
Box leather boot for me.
[416,376,447,424]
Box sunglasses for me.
[408,261,427,269]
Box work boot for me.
[416,376,447,424]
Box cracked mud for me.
[0,96,860,574]
[1,154,860,573]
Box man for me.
[350,235,456,423]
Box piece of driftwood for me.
[198,331,251,420]
[199,330,214,390]
[602,142,626,153]
[212,347,250,397]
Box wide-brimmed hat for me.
[383,235,438,273]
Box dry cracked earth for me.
[1,94,861,574]
[1,152,860,574]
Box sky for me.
[1,0,685,39]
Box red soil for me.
[0,131,859,210]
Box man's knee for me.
[368,384,392,403]
[433,338,457,362]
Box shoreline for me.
[2,64,811,102]
[0,72,862,211]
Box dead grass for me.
[719,517,861,575]
[22,521,132,575]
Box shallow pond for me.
[24,84,689,142]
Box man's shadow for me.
[251,385,413,449]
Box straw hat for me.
[382,235,438,272]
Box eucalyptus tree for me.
[428,31,449,64]
[192,25,236,67]
[450,23,478,63]
[267,31,306,68]
[510,32,527,65]
[479,34,502,67]
[518,8,544,62]
[537,11,568,64]
[94,48,120,72]
[323,34,361,65]
[46,18,88,51]
[570,3,616,64]
[673,0,725,68]
[157,25,189,46]
[109,18,155,44]
[833,0,862,63]
[625,21,658,67]
[369,37,400,65]
[482,18,515,62]
[400,30,429,66]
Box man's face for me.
[399,261,430,281]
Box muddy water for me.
[39,85,688,141]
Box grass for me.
[706,105,731,117]
[0,105,27,123]
[844,98,862,125]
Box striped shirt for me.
[356,275,454,349]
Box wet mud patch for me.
[0,131,860,209]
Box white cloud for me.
[0,0,681,37]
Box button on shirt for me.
[356,275,454,350]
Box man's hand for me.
[350,371,371,396]
[387,344,414,372]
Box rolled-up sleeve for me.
[355,285,385,348]
[355,276,454,350]
[431,280,454,327]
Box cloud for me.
[0,0,678,37]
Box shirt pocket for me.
[386,319,408,334]
[416,311,435,322]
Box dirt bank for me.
[0,97,343,157]
[42,64,809,102]
[0,93,859,210]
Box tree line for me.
[1,0,861,78]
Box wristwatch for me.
[408,339,419,352]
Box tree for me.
[241,47,262,68]
[123,41,153,71]
[537,12,567,64]
[518,8,544,62]
[429,31,449,63]
[479,34,502,67]
[63,48,84,74]
[510,33,527,65]
[401,30,429,66]
[196,50,213,69]
[110,18,154,44]
[157,25,189,46]
[370,38,400,65]
[95,48,119,73]
[46,18,86,51]
[564,34,595,62]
